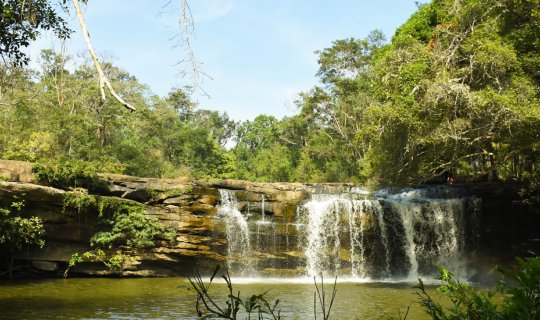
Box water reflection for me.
[0,277,435,319]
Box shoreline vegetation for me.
[189,257,540,320]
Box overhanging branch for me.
[71,0,136,112]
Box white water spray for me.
[216,186,479,281]
[298,188,479,280]
[217,189,253,275]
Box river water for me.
[0,277,438,319]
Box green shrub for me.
[389,256,540,320]
[32,158,120,191]
[498,257,540,319]
[92,197,175,249]
[520,169,540,205]
[0,199,45,278]
[63,187,97,213]
[412,269,500,320]
[64,197,176,277]
[64,250,132,277]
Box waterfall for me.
[217,189,253,275]
[217,186,480,281]
[298,195,394,278]
[383,189,478,279]
[297,187,479,280]
[348,201,365,278]
[299,194,344,277]
[374,200,391,277]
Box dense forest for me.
[1,0,539,192]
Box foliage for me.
[33,158,116,191]
[63,251,86,277]
[0,53,235,181]
[497,256,540,319]
[64,249,130,277]
[92,197,173,249]
[519,168,540,205]
[188,258,539,320]
[3,131,58,162]
[413,269,500,320]
[188,265,338,320]
[63,196,176,276]
[0,199,45,277]
[1,0,539,190]
[0,0,72,65]
[278,0,540,188]
[63,187,97,213]
[388,256,540,320]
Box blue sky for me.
[30,0,425,121]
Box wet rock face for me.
[211,180,309,220]
[209,179,356,221]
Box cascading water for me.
[348,201,366,278]
[385,189,479,279]
[216,186,480,281]
[299,194,344,277]
[297,195,395,279]
[297,187,480,280]
[217,189,254,275]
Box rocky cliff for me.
[0,159,537,278]
[0,160,360,277]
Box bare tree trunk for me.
[71,0,136,112]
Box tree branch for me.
[71,0,136,112]
[162,0,212,97]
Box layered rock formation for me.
[0,160,358,277]
[0,159,538,278]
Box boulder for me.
[163,195,193,205]
[0,181,66,204]
[235,190,264,202]
[184,203,217,215]
[97,173,194,203]
[197,195,219,206]
[31,260,60,272]
[264,201,297,218]
[0,159,36,183]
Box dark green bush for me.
[91,197,175,249]
[32,158,118,192]
[391,256,540,320]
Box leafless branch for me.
[71,0,136,112]
[162,0,212,97]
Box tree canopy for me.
[0,0,539,193]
